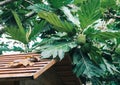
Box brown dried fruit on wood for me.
[6,55,41,68]
[6,59,34,68]
[27,56,41,62]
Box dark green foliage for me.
[40,41,77,60]
[0,0,120,84]
[5,11,27,44]
[12,46,24,52]
[38,11,75,34]
[5,26,28,44]
[90,77,102,85]
[2,11,46,52]
[27,4,53,12]
[73,49,103,78]
[0,44,9,53]
[107,21,120,30]
[90,32,120,41]
[101,0,116,9]
[78,0,101,29]
[73,0,87,5]
[48,0,73,8]
[28,20,46,41]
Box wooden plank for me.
[0,53,40,57]
[0,73,33,79]
[33,59,57,79]
[0,53,57,80]
[0,70,38,74]
[0,67,41,71]
[0,61,50,67]
[0,64,44,69]
[0,62,49,65]
[0,64,45,68]
[0,53,82,85]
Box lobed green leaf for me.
[78,0,101,29]
[39,42,77,60]
[38,11,74,34]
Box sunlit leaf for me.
[38,11,74,34]
[5,26,28,44]
[27,4,53,12]
[73,0,87,5]
[12,11,26,35]
[90,32,120,41]
[29,20,46,41]
[48,0,73,8]
[39,42,77,60]
[101,0,116,9]
[78,0,101,29]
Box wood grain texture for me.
[0,53,56,80]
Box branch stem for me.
[0,0,15,6]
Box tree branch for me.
[24,0,34,5]
[0,0,16,6]
[25,11,35,17]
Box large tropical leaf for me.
[78,0,101,29]
[28,20,46,41]
[12,11,26,35]
[61,6,80,27]
[27,4,53,12]
[90,77,102,85]
[88,46,103,64]
[38,11,74,34]
[90,32,120,41]
[101,0,116,9]
[48,0,73,8]
[73,50,103,78]
[5,11,28,44]
[39,42,77,60]
[32,32,69,51]
[5,26,27,44]
[83,27,100,36]
[102,58,120,74]
[73,0,87,5]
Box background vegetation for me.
[0,0,120,84]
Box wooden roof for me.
[0,53,81,85]
[0,53,56,80]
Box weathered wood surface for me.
[0,53,56,80]
[0,53,82,85]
